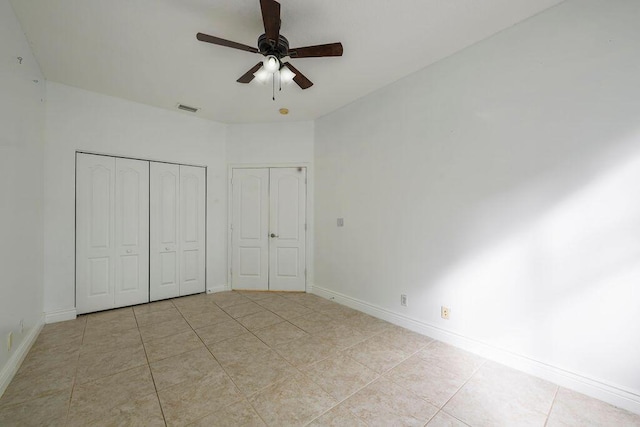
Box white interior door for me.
[231,168,269,290]
[269,168,307,291]
[150,162,180,301]
[179,165,206,296]
[231,167,306,291]
[76,154,116,314]
[114,158,149,307]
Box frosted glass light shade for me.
[253,67,271,84]
[263,55,279,73]
[280,66,296,84]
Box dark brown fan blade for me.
[283,62,313,89]
[196,33,259,54]
[260,0,281,46]
[289,42,343,58]
[237,62,264,83]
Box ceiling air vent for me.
[177,103,199,113]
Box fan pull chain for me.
[272,73,275,101]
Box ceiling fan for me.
[196,0,343,90]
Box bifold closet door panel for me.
[179,165,206,296]
[231,168,270,290]
[77,155,150,314]
[150,162,180,301]
[76,154,117,314]
[113,158,150,308]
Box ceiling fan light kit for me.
[263,55,280,73]
[196,0,343,100]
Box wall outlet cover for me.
[400,294,408,307]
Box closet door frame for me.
[75,151,207,313]
[227,163,312,293]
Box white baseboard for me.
[310,285,640,416]
[0,320,44,398]
[207,284,230,294]
[44,308,77,324]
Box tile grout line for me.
[132,304,168,427]
[432,358,488,415]
[194,296,273,427]
[183,296,481,426]
[430,409,472,427]
[212,292,370,426]
[309,312,439,424]
[184,297,265,424]
[8,292,639,425]
[338,341,438,426]
[252,296,396,426]
[544,386,560,427]
[64,316,88,425]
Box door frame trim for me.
[227,163,312,293]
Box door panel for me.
[179,165,206,296]
[88,257,111,296]
[150,162,180,300]
[76,154,116,314]
[231,168,269,290]
[160,172,178,244]
[269,168,306,291]
[119,256,139,291]
[114,158,149,307]
[276,247,299,277]
[160,252,177,284]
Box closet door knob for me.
[165,247,171,251]
[126,249,132,253]
[270,233,278,238]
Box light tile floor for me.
[0,291,638,426]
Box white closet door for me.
[231,168,269,290]
[179,165,206,296]
[269,168,307,291]
[150,162,180,301]
[114,158,149,307]
[76,154,116,314]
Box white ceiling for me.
[11,0,564,124]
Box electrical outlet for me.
[441,306,450,320]
[400,294,408,307]
[7,332,13,352]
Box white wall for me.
[43,82,227,318]
[315,0,640,414]
[226,121,314,164]
[0,0,45,392]
[226,121,315,285]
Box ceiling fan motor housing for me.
[258,33,289,58]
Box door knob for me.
[126,249,132,254]
[270,233,278,238]
[165,247,171,251]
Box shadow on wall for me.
[425,139,640,386]
[314,0,640,396]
